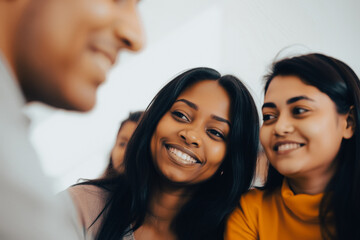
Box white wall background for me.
[25,0,360,193]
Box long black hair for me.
[81,67,259,240]
[263,53,360,239]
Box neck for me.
[134,184,191,240]
[147,184,191,224]
[287,165,335,195]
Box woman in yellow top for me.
[225,53,360,240]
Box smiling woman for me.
[66,67,260,240]
[151,80,231,184]
[225,53,360,240]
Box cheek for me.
[151,115,174,151]
[82,0,114,24]
[112,146,126,164]
[259,127,271,149]
[31,1,114,60]
[302,118,339,143]
[150,134,157,160]
[304,120,343,157]
[150,124,163,162]
[207,142,227,166]
[17,11,86,83]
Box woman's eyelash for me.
[172,111,189,121]
[262,114,276,121]
[172,111,227,140]
[208,129,225,140]
[292,107,309,114]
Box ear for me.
[343,106,356,139]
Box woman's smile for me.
[150,80,231,184]
[272,141,306,154]
[261,75,349,179]
[166,144,201,166]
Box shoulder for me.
[68,184,107,202]
[239,187,281,215]
[231,188,266,221]
[242,187,265,202]
[67,184,109,230]
[225,188,278,240]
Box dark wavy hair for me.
[102,111,144,178]
[263,53,360,239]
[80,67,259,240]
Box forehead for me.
[118,121,137,136]
[265,75,324,102]
[176,80,231,118]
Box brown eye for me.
[207,129,225,140]
[292,107,308,115]
[172,111,189,122]
[262,114,276,122]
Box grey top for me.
[0,53,82,239]
[67,184,136,240]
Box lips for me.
[92,52,113,75]
[273,141,305,153]
[165,144,201,165]
[90,43,117,65]
[89,43,118,78]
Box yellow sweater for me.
[225,180,324,240]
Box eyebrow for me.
[286,95,314,104]
[212,115,231,127]
[262,102,276,109]
[262,95,314,109]
[175,99,231,127]
[175,99,198,110]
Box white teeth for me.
[168,147,197,164]
[277,143,301,152]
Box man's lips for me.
[90,43,118,66]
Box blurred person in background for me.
[102,111,144,178]
[0,0,144,239]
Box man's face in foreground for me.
[13,0,144,111]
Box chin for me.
[55,97,96,112]
[156,170,189,186]
[72,101,96,112]
[66,89,97,112]
[276,167,302,178]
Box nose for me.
[114,1,145,52]
[273,114,294,136]
[178,129,202,148]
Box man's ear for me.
[343,106,356,139]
